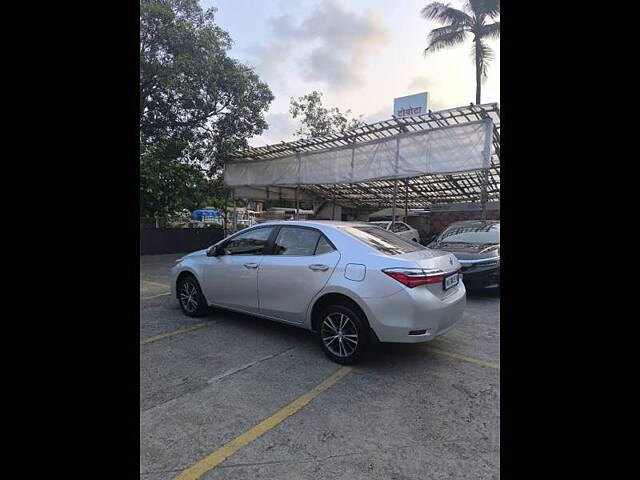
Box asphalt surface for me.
[140,253,500,480]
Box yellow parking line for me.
[140,280,171,299]
[173,366,353,480]
[141,291,171,300]
[428,346,500,369]
[141,280,170,289]
[140,323,207,345]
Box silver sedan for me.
[170,221,466,364]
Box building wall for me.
[404,216,433,243]
[314,203,342,220]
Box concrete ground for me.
[140,253,500,480]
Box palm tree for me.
[421,0,500,104]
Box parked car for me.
[170,221,465,364]
[369,220,421,243]
[428,220,500,291]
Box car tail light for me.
[382,268,445,288]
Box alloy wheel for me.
[321,312,359,358]
[179,280,199,314]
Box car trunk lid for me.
[393,249,460,273]
[389,249,461,299]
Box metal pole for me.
[405,178,409,221]
[296,151,301,220]
[391,179,398,229]
[480,168,488,221]
[480,120,492,221]
[265,186,270,212]
[391,135,400,230]
[232,189,237,232]
[332,192,336,220]
[223,188,229,236]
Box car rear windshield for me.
[342,226,425,255]
[437,223,500,244]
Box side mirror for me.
[207,245,221,257]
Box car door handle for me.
[308,264,329,271]
[243,262,259,269]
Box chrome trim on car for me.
[457,257,500,265]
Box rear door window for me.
[371,222,390,230]
[342,226,425,255]
[273,227,321,256]
[391,222,410,233]
[314,236,335,255]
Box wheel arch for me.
[309,291,371,333]
[175,269,202,298]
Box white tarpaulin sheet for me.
[225,119,492,187]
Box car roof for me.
[252,220,371,229]
[447,220,499,227]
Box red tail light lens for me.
[382,268,445,288]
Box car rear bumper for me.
[461,266,500,290]
[362,283,466,343]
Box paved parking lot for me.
[140,253,500,480]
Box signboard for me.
[393,92,429,118]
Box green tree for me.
[140,0,274,216]
[289,91,364,139]
[421,0,500,104]
[140,143,209,217]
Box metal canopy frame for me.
[225,103,500,218]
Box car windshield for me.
[342,226,425,255]
[437,223,500,244]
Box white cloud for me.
[249,112,299,147]
[406,76,434,94]
[269,0,390,88]
[244,42,292,95]
[219,0,499,145]
[360,106,389,124]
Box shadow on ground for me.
[195,303,491,371]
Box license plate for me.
[444,272,459,290]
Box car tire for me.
[317,304,370,365]
[177,275,208,317]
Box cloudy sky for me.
[200,0,500,146]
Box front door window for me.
[223,227,274,255]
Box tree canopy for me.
[289,91,363,139]
[140,0,274,217]
[421,0,500,104]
